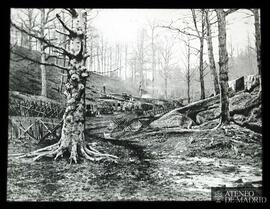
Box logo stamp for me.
[211,187,267,203]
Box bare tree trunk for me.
[109,47,112,77]
[205,10,219,95]
[104,46,107,75]
[40,52,47,97]
[199,36,205,99]
[125,45,128,80]
[165,76,168,99]
[191,9,206,100]
[59,11,67,93]
[20,23,24,46]
[100,36,104,74]
[187,40,191,103]
[119,45,122,79]
[97,46,100,73]
[216,9,230,125]
[151,28,156,96]
[253,9,261,75]
[246,33,252,73]
[89,35,93,70]
[40,9,47,97]
[57,9,88,163]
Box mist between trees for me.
[10,9,260,102]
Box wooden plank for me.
[18,123,34,140]
[39,120,43,141]
[39,119,63,142]
[39,119,52,133]
[34,118,38,141]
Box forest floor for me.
[7,119,262,201]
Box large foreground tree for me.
[11,8,117,163]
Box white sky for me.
[10,8,256,74]
[93,9,256,62]
[92,9,183,44]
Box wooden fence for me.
[8,116,63,143]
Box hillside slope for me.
[9,46,139,102]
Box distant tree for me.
[158,39,174,99]
[191,9,206,100]
[128,50,138,84]
[205,9,219,95]
[124,44,128,80]
[135,29,148,90]
[12,9,57,98]
[162,9,207,100]
[116,43,122,79]
[180,37,193,103]
[146,21,159,95]
[16,9,39,49]
[39,9,56,97]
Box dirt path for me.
[7,122,262,201]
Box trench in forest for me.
[7,116,262,200]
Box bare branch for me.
[160,25,200,39]
[11,21,74,58]
[225,9,239,16]
[55,13,76,37]
[90,67,120,74]
[46,16,57,24]
[45,54,65,61]
[64,8,78,18]
[55,29,70,37]
[191,9,200,37]
[11,49,70,72]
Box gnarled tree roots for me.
[12,141,118,163]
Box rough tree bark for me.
[216,9,230,125]
[252,9,261,92]
[205,10,219,95]
[253,9,261,76]
[15,9,117,163]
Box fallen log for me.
[111,114,162,134]
[159,90,260,126]
[160,94,222,122]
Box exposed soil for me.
[7,121,262,201]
